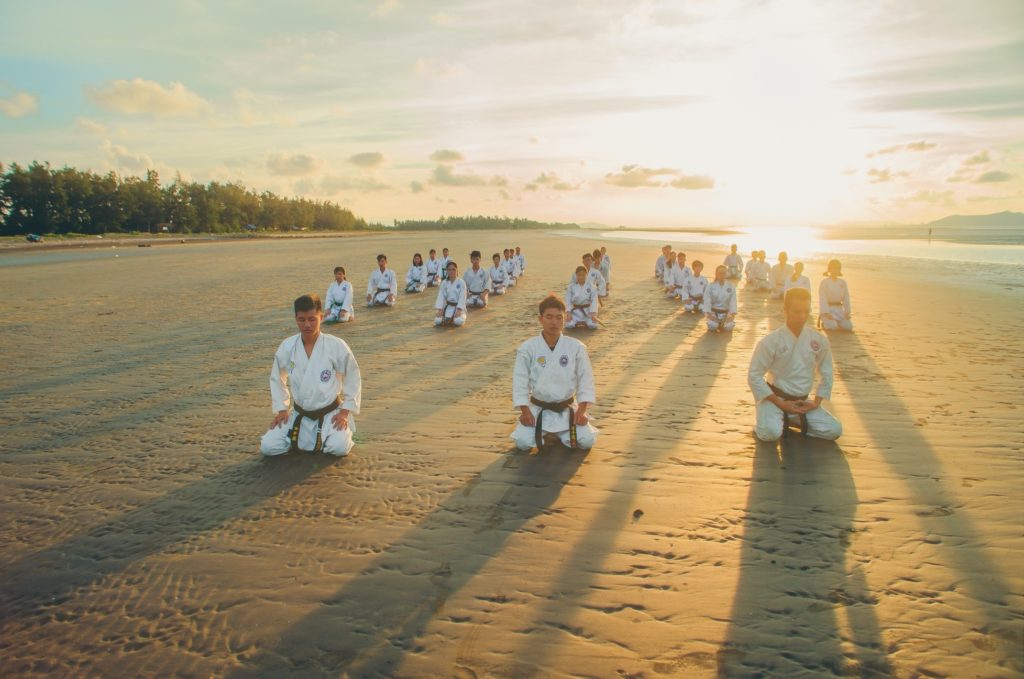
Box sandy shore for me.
[0,231,1021,677]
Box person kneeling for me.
[747,287,842,442]
[682,260,708,313]
[511,295,599,451]
[703,265,737,331]
[463,250,490,308]
[565,266,599,329]
[324,266,354,323]
[434,260,468,327]
[260,294,362,456]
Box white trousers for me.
[747,279,771,291]
[260,408,355,456]
[511,416,599,451]
[706,311,735,331]
[368,291,395,307]
[820,306,853,331]
[567,307,597,329]
[325,308,352,323]
[727,266,741,279]
[405,281,426,293]
[770,286,785,299]
[467,293,487,308]
[753,400,842,442]
[435,307,466,326]
[683,297,703,312]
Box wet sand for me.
[0,231,1021,677]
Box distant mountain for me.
[923,211,1024,228]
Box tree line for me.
[392,215,579,230]
[0,161,371,235]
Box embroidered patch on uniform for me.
[559,355,569,367]
[810,340,821,352]
[726,286,732,293]
[320,369,331,382]
[289,361,295,371]
[537,356,546,366]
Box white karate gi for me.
[702,280,738,331]
[367,268,398,306]
[439,255,451,280]
[748,326,842,442]
[463,267,490,307]
[819,277,853,331]
[405,264,427,293]
[683,274,709,312]
[511,334,599,450]
[748,261,771,291]
[565,281,599,329]
[260,333,362,456]
[770,263,794,299]
[744,259,757,283]
[597,258,611,286]
[783,274,812,298]
[666,265,692,299]
[724,253,743,279]
[325,280,354,323]
[655,255,667,279]
[503,257,521,286]
[434,278,467,326]
[488,265,509,295]
[516,253,527,273]
[568,267,607,297]
[425,258,442,286]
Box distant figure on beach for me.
[819,259,853,331]
[704,265,737,331]
[439,247,452,280]
[770,251,794,299]
[324,266,354,323]
[566,265,600,329]
[515,246,527,274]
[405,253,427,293]
[463,250,490,308]
[512,295,599,451]
[747,251,771,291]
[683,260,708,313]
[366,254,397,307]
[570,251,607,298]
[784,261,811,299]
[435,260,467,327]
[502,248,522,286]
[260,294,362,456]
[665,252,691,299]
[743,249,758,284]
[595,248,611,291]
[655,244,671,279]
[425,249,443,286]
[724,244,743,279]
[748,287,842,442]
[600,245,611,268]
[489,253,510,295]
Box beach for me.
[0,230,1021,677]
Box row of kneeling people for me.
[657,244,853,332]
[321,248,527,327]
[564,248,613,329]
[259,286,839,459]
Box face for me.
[378,257,387,269]
[295,309,322,339]
[715,266,726,282]
[794,263,804,275]
[430,252,436,259]
[493,255,501,265]
[539,307,564,334]
[583,256,592,268]
[677,255,686,266]
[414,255,422,265]
[446,263,457,277]
[693,263,703,276]
[779,253,787,264]
[443,249,449,257]
[334,271,345,283]
[471,255,480,266]
[575,270,586,284]
[784,297,811,327]
[516,248,521,254]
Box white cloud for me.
[975,170,1013,183]
[670,174,715,190]
[348,152,385,168]
[605,164,714,190]
[74,117,107,137]
[430,149,465,163]
[866,141,937,158]
[867,167,909,184]
[87,78,211,117]
[266,152,323,176]
[525,171,582,192]
[0,85,39,118]
[372,0,401,17]
[963,150,990,166]
[319,174,390,194]
[430,164,486,187]
[102,139,154,174]
[410,180,426,193]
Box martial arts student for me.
[665,252,691,299]
[511,294,599,451]
[783,261,811,298]
[744,250,758,285]
[724,244,743,279]
[600,245,611,268]
[682,260,709,313]
[565,265,600,329]
[655,244,672,279]
[515,246,526,275]
[595,249,612,292]
[434,260,468,327]
[324,266,354,323]
[489,253,510,295]
[366,253,398,307]
[425,249,443,286]
[769,251,794,299]
[703,265,738,332]
[748,251,771,291]
[463,250,490,308]
[570,252,607,297]
[260,294,362,456]
[405,253,428,293]
[819,259,853,331]
[503,249,522,286]
[439,247,451,280]
[747,287,842,442]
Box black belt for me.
[469,289,486,295]
[529,396,577,450]
[442,301,459,325]
[689,295,704,302]
[287,396,341,453]
[572,304,590,311]
[712,308,728,314]
[768,383,808,437]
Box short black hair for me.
[575,265,587,274]
[294,294,322,314]
[539,294,566,315]
[446,260,458,270]
[333,266,345,275]
[492,252,501,260]
[470,250,481,258]
[376,253,387,262]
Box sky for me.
[1,0,1023,228]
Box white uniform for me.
[597,257,611,287]
[516,252,526,273]
[748,261,771,291]
[568,267,607,297]
[425,258,443,286]
[819,277,853,331]
[783,274,812,298]
[682,274,709,313]
[367,268,398,306]
[260,333,362,456]
[463,267,490,307]
[703,280,738,331]
[434,278,467,326]
[503,257,521,286]
[488,265,509,295]
[666,264,692,299]
[324,280,354,323]
[744,258,757,283]
[655,255,667,279]
[724,253,743,279]
[565,281,599,329]
[511,334,599,450]
[770,263,794,299]
[405,264,427,293]
[747,325,841,442]
[439,255,451,280]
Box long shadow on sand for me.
[0,454,339,625]
[718,437,891,677]
[229,446,588,678]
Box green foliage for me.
[392,215,579,231]
[0,161,371,235]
